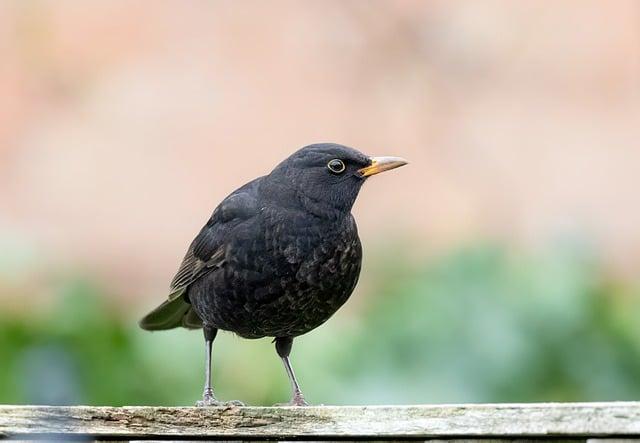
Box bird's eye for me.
[327,159,346,174]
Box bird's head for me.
[266,143,407,215]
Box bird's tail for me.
[138,288,203,330]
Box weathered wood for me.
[0,403,639,440]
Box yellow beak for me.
[358,156,408,177]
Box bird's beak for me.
[358,156,408,177]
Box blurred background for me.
[1,0,640,406]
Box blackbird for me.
[139,143,407,406]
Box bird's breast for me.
[190,211,363,338]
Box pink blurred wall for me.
[0,0,639,298]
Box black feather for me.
[142,144,372,337]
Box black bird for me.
[140,143,407,406]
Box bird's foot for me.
[196,396,222,407]
[196,389,244,407]
[274,392,309,407]
[196,397,245,407]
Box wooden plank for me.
[0,403,639,439]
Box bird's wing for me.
[170,179,262,293]
[139,178,262,331]
[169,245,225,293]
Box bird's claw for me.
[196,400,217,407]
[196,394,222,407]
[196,398,244,407]
[274,392,309,407]
[196,390,244,407]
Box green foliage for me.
[318,244,640,403]
[1,243,639,405]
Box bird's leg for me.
[196,326,243,407]
[275,337,309,406]
[196,326,219,406]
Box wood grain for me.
[1,402,639,439]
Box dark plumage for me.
[140,143,407,406]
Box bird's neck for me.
[295,191,351,221]
[259,177,352,222]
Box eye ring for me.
[327,159,346,174]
